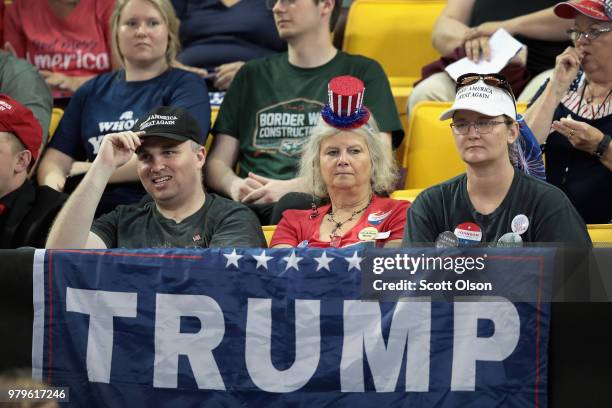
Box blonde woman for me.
[37,0,210,216]
[270,76,409,249]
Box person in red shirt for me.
[270,76,409,249]
[4,0,117,98]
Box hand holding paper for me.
[445,29,525,81]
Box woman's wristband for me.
[594,134,611,158]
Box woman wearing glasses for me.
[270,76,408,249]
[523,0,612,224]
[402,73,590,247]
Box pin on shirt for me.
[497,232,523,247]
[454,222,482,246]
[367,210,392,226]
[511,214,529,235]
[436,231,459,248]
[358,226,378,241]
[497,214,529,247]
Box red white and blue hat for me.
[554,0,612,21]
[321,75,371,129]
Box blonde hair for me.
[299,115,399,198]
[110,0,181,66]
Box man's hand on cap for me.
[96,131,144,171]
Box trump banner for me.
[31,247,555,407]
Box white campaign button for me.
[511,214,529,235]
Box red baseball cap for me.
[554,0,612,21]
[0,94,42,161]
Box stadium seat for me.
[206,106,219,153]
[402,101,461,189]
[402,101,528,189]
[343,0,445,90]
[343,0,446,123]
[49,107,64,141]
[262,225,276,247]
[587,224,612,244]
[342,0,446,169]
[390,188,422,202]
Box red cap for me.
[554,0,611,21]
[0,94,42,161]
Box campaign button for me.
[454,222,482,245]
[375,231,391,240]
[511,214,529,235]
[358,227,378,241]
[435,231,459,248]
[497,232,523,247]
[367,210,392,226]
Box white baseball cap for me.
[439,79,517,121]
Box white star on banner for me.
[252,250,274,270]
[314,251,334,271]
[223,249,243,268]
[345,251,363,271]
[283,251,303,271]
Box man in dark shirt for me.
[0,94,65,248]
[46,106,266,249]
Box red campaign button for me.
[454,222,482,242]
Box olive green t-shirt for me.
[213,51,403,179]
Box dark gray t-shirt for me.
[403,170,592,246]
[91,193,266,248]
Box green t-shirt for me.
[403,170,592,246]
[91,193,266,248]
[213,51,403,179]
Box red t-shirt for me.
[271,196,410,248]
[4,0,114,77]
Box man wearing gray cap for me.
[402,73,590,247]
[46,106,266,249]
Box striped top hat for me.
[321,75,371,129]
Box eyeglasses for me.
[266,0,298,9]
[566,27,612,42]
[450,120,509,135]
[455,73,516,101]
